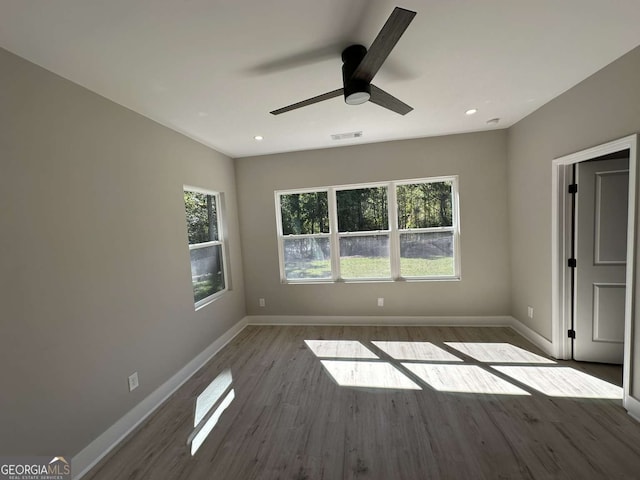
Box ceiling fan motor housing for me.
[342,45,371,105]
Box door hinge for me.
[568,329,576,339]
[568,184,578,194]
[568,258,577,268]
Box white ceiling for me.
[1,0,640,158]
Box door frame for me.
[551,134,637,402]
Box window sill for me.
[281,276,461,285]
[194,289,228,311]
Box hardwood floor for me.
[84,326,640,480]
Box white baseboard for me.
[625,395,640,423]
[247,314,514,327]
[508,316,555,356]
[71,316,249,479]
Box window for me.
[277,190,331,280]
[336,186,390,279]
[275,176,459,283]
[184,188,227,307]
[396,180,455,277]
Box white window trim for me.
[184,186,229,309]
[275,176,460,284]
[189,240,222,250]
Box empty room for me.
[2,1,640,479]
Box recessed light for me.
[254,135,264,141]
[465,108,478,116]
[486,118,500,125]
[197,111,209,117]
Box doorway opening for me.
[552,134,637,405]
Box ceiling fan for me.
[270,6,417,116]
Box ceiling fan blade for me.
[369,84,413,115]
[245,44,342,76]
[352,7,416,84]
[270,88,344,115]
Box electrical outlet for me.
[259,298,265,307]
[527,306,534,319]
[377,297,384,307]
[128,372,139,392]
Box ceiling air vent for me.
[331,131,363,141]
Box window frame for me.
[275,187,332,283]
[184,185,229,309]
[334,182,392,280]
[275,176,460,284]
[394,176,461,281]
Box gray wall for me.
[235,130,510,317]
[0,48,246,455]
[507,46,640,397]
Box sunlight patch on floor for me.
[305,340,379,359]
[194,369,233,426]
[305,339,622,399]
[191,389,235,455]
[445,342,556,364]
[190,369,236,455]
[372,341,462,361]
[492,366,623,399]
[403,363,530,395]
[321,360,421,390]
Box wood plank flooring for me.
[83,326,640,479]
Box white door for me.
[574,156,629,363]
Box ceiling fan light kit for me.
[270,6,417,116]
